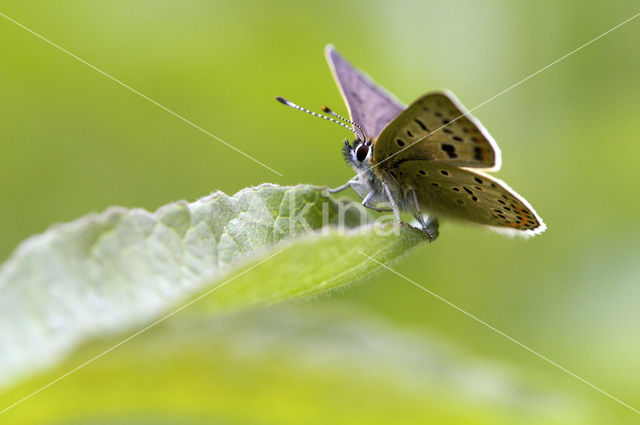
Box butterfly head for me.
[343,138,372,170]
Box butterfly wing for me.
[393,161,544,235]
[325,45,405,139]
[373,91,501,170]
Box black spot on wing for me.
[474,147,483,161]
[414,118,428,131]
[440,143,457,159]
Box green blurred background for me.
[1,0,639,423]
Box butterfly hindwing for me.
[392,161,544,235]
[325,45,405,139]
[373,91,501,170]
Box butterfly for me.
[277,45,545,240]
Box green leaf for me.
[0,306,595,424]
[0,184,431,389]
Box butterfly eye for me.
[356,144,370,162]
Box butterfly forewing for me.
[325,45,405,139]
[373,91,501,170]
[393,161,544,234]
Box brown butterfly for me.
[277,45,545,240]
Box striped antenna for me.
[321,105,367,141]
[275,96,362,140]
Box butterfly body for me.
[342,138,407,212]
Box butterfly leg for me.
[411,189,428,229]
[328,176,358,193]
[362,190,392,212]
[410,189,438,242]
[382,182,402,224]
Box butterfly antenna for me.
[321,105,368,141]
[275,96,361,140]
